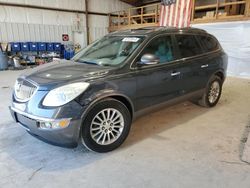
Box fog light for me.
[39,119,71,130]
[40,122,52,129]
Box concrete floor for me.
[0,70,250,188]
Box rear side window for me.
[175,34,203,58]
[197,35,220,52]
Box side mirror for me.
[138,54,160,66]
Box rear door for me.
[174,34,208,93]
[195,34,222,82]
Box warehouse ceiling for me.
[120,0,160,6]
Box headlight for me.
[43,82,89,107]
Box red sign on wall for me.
[62,34,69,41]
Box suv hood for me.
[22,60,112,90]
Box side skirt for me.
[133,89,204,120]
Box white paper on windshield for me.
[122,37,140,42]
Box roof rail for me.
[130,26,176,31]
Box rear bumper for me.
[9,106,81,148]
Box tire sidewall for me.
[81,98,131,153]
[204,76,222,107]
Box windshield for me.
[72,36,144,66]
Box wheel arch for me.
[214,70,225,82]
[80,93,134,122]
[108,95,134,119]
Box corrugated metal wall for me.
[0,0,131,47]
[0,22,75,42]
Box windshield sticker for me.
[122,37,140,43]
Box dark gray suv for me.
[10,27,228,152]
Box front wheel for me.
[198,75,223,108]
[81,98,131,153]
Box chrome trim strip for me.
[10,106,61,122]
[181,49,221,62]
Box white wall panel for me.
[7,7,27,23]
[193,21,250,78]
[89,0,131,13]
[0,0,85,10]
[0,0,131,46]
[89,15,108,28]
[0,0,130,13]
[88,15,109,43]
[0,6,85,25]
[26,9,43,24]
[0,22,74,43]
[0,5,85,44]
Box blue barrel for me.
[11,43,21,52]
[0,52,8,70]
[53,43,61,51]
[63,50,69,60]
[21,42,29,52]
[29,42,38,51]
[38,42,46,51]
[70,50,75,59]
[64,50,75,60]
[47,43,54,51]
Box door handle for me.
[171,72,181,76]
[201,64,209,68]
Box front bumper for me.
[9,106,81,148]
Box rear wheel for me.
[197,75,222,107]
[81,98,131,153]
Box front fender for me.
[79,89,134,121]
[76,74,136,119]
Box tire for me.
[198,75,223,108]
[81,98,132,153]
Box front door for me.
[133,35,188,111]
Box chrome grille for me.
[14,78,37,102]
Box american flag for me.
[159,0,193,28]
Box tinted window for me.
[140,36,175,64]
[197,35,219,52]
[175,35,203,58]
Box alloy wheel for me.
[90,108,125,145]
[208,81,220,104]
